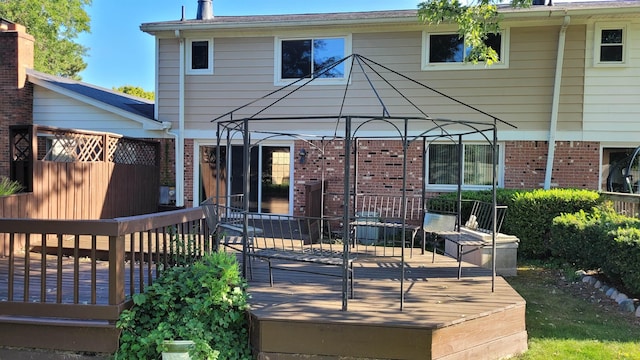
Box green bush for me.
[549,208,603,268]
[115,252,251,360]
[608,227,640,294]
[549,204,638,269]
[550,202,640,295]
[0,177,23,196]
[508,189,601,259]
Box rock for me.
[619,299,636,313]
[636,306,640,318]
[615,293,629,304]
[582,275,593,284]
[606,287,617,297]
[610,290,619,300]
[594,280,602,289]
[600,285,609,293]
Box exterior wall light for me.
[299,148,307,164]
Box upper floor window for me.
[427,143,502,190]
[594,23,628,66]
[186,38,213,75]
[422,30,508,70]
[275,36,351,85]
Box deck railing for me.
[601,191,640,218]
[0,207,209,353]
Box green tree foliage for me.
[417,0,533,65]
[113,85,155,101]
[0,0,91,79]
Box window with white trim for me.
[427,143,501,189]
[275,36,351,84]
[422,30,508,70]
[186,38,213,75]
[594,23,628,66]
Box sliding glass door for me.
[199,144,291,214]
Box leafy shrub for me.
[608,227,640,294]
[508,189,601,259]
[115,252,251,360]
[550,203,639,269]
[0,177,23,196]
[550,202,640,295]
[550,208,602,268]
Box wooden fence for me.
[1,125,160,220]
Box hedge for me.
[551,204,640,294]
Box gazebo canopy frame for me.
[211,54,516,311]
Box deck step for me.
[0,316,118,354]
[0,347,111,360]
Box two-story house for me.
[139,0,640,214]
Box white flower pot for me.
[162,340,195,360]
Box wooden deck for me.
[0,247,527,359]
[245,250,527,360]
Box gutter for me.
[139,4,640,34]
[173,29,186,207]
[543,15,570,190]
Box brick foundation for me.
[504,140,599,189]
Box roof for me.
[27,69,168,130]
[140,1,640,33]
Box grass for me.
[506,262,640,360]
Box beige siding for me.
[32,87,160,138]
[155,24,585,139]
[583,19,640,142]
[157,38,180,123]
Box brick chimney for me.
[0,19,34,178]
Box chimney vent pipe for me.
[196,0,213,20]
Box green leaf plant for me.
[115,252,252,360]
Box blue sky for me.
[77,0,420,91]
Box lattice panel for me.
[30,127,158,165]
[110,138,157,166]
[11,129,31,161]
[42,131,103,162]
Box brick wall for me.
[205,138,603,217]
[0,22,34,178]
[293,139,425,217]
[504,140,599,189]
[184,138,194,207]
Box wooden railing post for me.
[108,234,125,305]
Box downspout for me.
[173,29,186,207]
[544,15,570,189]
